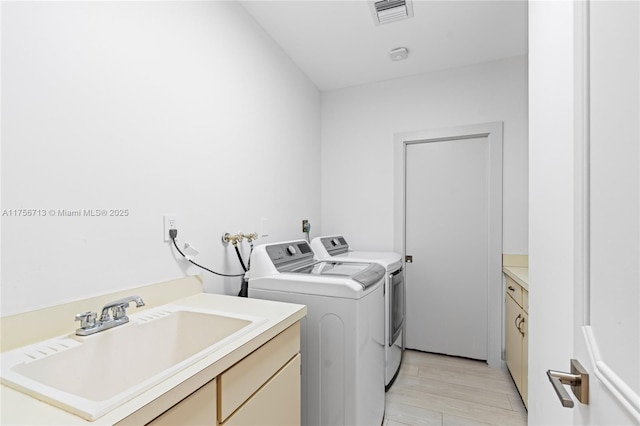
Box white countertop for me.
[503,266,529,291]
[1,293,306,425]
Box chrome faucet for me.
[75,295,145,336]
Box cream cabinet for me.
[504,275,528,407]
[147,322,301,426]
[222,355,300,426]
[218,322,301,425]
[148,379,217,426]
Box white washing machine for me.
[247,240,385,426]
[311,235,404,390]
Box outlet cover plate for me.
[164,215,177,241]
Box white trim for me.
[393,122,503,368]
[582,326,640,423]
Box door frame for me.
[393,122,504,368]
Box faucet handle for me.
[75,311,97,329]
[112,305,128,321]
[99,295,145,322]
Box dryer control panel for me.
[266,241,315,272]
[320,235,350,256]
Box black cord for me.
[171,237,244,277]
[234,245,248,272]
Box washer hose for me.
[234,245,248,273]
[234,245,249,298]
[238,279,249,298]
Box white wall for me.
[320,55,528,253]
[1,1,321,316]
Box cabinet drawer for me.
[148,379,216,426]
[505,275,523,307]
[218,322,300,423]
[222,354,301,426]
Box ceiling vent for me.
[389,47,409,61]
[370,0,414,26]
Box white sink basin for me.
[0,306,265,420]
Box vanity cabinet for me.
[221,355,300,426]
[148,322,301,426]
[148,379,217,426]
[218,321,300,425]
[504,275,528,407]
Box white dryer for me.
[311,235,404,390]
[247,240,385,426]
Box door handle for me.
[546,359,589,408]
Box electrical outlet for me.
[302,219,310,233]
[164,215,178,241]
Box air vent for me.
[370,0,414,25]
[389,47,409,61]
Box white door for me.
[395,123,503,368]
[529,1,639,424]
[574,1,640,423]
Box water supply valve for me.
[222,232,258,246]
[221,233,242,247]
[241,232,258,243]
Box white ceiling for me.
[239,0,528,92]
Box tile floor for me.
[384,350,527,426]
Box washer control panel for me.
[266,241,315,271]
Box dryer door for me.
[389,268,405,346]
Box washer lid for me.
[335,251,403,271]
[291,261,385,289]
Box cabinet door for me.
[521,311,528,407]
[223,354,300,426]
[505,293,523,390]
[147,378,216,426]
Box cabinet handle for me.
[508,286,516,292]
[514,313,521,329]
[518,316,525,336]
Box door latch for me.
[547,359,589,407]
[405,255,413,263]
